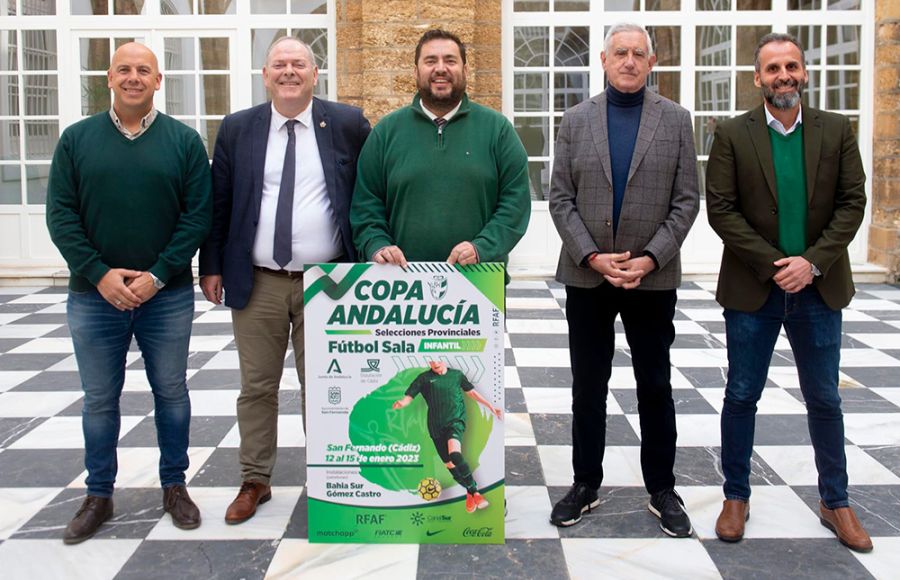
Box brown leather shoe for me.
[63,495,113,545]
[819,501,873,553]
[225,481,272,525]
[715,499,749,543]
[163,485,201,530]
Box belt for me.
[254,266,303,279]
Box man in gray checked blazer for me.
[548,22,699,537]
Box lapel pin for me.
[320,121,327,128]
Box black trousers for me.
[566,284,678,494]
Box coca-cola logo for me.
[462,526,493,538]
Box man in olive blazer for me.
[548,22,699,537]
[706,33,870,552]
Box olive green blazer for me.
[705,104,867,312]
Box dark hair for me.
[415,29,467,65]
[754,32,806,72]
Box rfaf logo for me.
[361,359,381,373]
[428,275,448,300]
[328,386,341,405]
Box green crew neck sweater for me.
[47,112,212,292]
[768,127,807,257]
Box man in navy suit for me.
[198,36,370,524]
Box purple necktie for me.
[274,119,298,268]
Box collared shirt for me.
[764,103,803,136]
[420,100,462,123]
[252,101,341,271]
[109,108,158,140]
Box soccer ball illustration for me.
[417,477,442,501]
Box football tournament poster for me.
[303,262,505,544]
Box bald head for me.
[107,42,161,119]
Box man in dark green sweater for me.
[46,43,212,544]
[350,29,530,271]
[706,33,870,551]
[393,360,502,513]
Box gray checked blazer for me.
[549,90,699,290]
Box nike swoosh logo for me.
[425,529,444,536]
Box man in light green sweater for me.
[46,43,211,544]
[350,29,530,272]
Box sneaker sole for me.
[647,502,693,538]
[550,498,600,527]
[225,492,272,525]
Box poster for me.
[304,262,505,544]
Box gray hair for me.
[604,22,654,57]
[754,32,806,72]
[265,36,317,67]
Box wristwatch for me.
[811,263,822,277]
[149,272,166,289]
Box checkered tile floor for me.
[0,280,899,579]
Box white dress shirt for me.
[252,101,343,271]
[420,100,461,122]
[764,103,803,136]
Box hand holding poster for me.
[304,262,505,544]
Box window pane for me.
[24,75,58,115]
[114,0,145,14]
[788,25,821,65]
[1,30,18,71]
[648,71,680,102]
[0,121,20,160]
[736,26,770,66]
[826,26,859,65]
[826,70,858,110]
[697,26,731,66]
[695,71,730,111]
[294,29,328,69]
[605,0,637,8]
[23,120,57,160]
[166,74,195,115]
[514,0,549,11]
[556,0,589,9]
[72,0,109,14]
[554,72,588,111]
[22,31,57,71]
[23,0,56,14]
[291,0,326,13]
[801,69,819,108]
[555,27,589,67]
[2,76,20,116]
[202,0,236,13]
[81,76,110,116]
[200,75,229,115]
[165,38,195,70]
[251,0,284,13]
[161,0,193,13]
[527,161,549,201]
[648,26,680,67]
[316,72,328,98]
[737,0,770,8]
[0,165,21,204]
[647,0,681,8]
[698,0,731,9]
[697,160,707,200]
[199,119,221,158]
[514,72,550,112]
[694,116,724,157]
[789,0,821,8]
[251,29,286,69]
[200,38,229,70]
[252,73,266,105]
[26,164,49,204]
[736,70,757,110]
[515,27,549,68]
[828,0,859,9]
[515,116,549,157]
[80,38,111,71]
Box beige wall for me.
[335,0,502,124]
[873,0,900,281]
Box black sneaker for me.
[550,483,599,527]
[648,488,693,537]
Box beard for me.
[417,73,466,110]
[762,78,804,111]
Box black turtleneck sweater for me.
[606,84,645,236]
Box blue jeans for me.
[721,285,848,508]
[67,285,194,497]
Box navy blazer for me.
[199,98,371,309]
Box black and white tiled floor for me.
[0,280,899,579]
